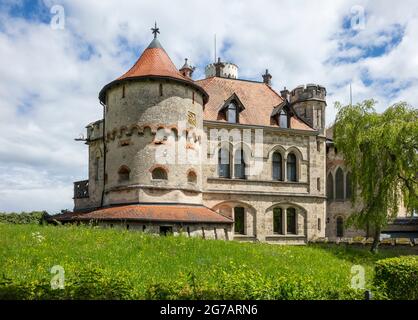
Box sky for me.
[0,0,417,213]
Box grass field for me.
[0,223,416,299]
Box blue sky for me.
[0,0,417,212]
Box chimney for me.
[262,69,272,85]
[280,87,290,102]
[214,57,225,77]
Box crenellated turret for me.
[289,84,327,134]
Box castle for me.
[54,26,408,243]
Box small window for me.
[187,171,197,183]
[287,153,297,182]
[226,102,238,123]
[160,226,173,236]
[94,157,100,181]
[317,177,321,191]
[234,149,246,179]
[122,85,125,98]
[336,217,344,237]
[273,208,283,234]
[234,207,245,235]
[159,83,163,96]
[272,152,282,181]
[286,208,297,234]
[218,148,231,178]
[346,172,352,199]
[317,141,321,152]
[192,92,195,104]
[335,168,344,200]
[279,110,288,128]
[327,173,334,200]
[118,166,130,182]
[318,218,321,231]
[152,168,168,180]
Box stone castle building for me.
[54,27,405,243]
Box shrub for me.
[0,268,137,300]
[374,256,418,300]
[0,211,49,225]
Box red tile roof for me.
[117,39,189,82]
[53,204,233,224]
[99,38,208,104]
[197,77,314,130]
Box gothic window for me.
[346,172,352,199]
[152,167,168,180]
[336,216,344,237]
[118,166,130,182]
[335,168,344,200]
[287,153,297,182]
[273,208,283,234]
[279,110,289,128]
[187,170,197,183]
[234,207,245,235]
[218,148,231,178]
[327,173,334,200]
[286,208,297,234]
[234,148,246,179]
[272,152,283,181]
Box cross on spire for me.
[151,22,160,39]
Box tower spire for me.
[151,21,160,39]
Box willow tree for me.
[333,100,418,253]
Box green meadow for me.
[0,223,416,299]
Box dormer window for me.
[226,102,238,123]
[219,93,245,124]
[279,110,289,128]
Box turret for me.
[205,59,238,79]
[289,84,327,134]
[97,24,208,207]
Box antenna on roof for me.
[214,34,217,63]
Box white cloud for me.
[0,0,417,212]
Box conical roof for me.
[99,36,208,104]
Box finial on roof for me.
[151,21,160,39]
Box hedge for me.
[0,268,137,300]
[374,256,418,300]
[0,211,50,225]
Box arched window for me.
[118,166,130,182]
[327,173,334,200]
[286,208,297,234]
[152,167,168,180]
[273,208,283,234]
[218,148,231,178]
[272,152,283,181]
[287,153,297,182]
[234,148,246,179]
[226,102,238,123]
[187,170,197,183]
[336,216,344,237]
[279,110,288,128]
[346,172,352,199]
[335,168,344,200]
[234,207,245,235]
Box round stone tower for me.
[289,84,327,134]
[98,31,209,207]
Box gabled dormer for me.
[271,102,294,129]
[218,93,245,124]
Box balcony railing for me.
[74,180,89,199]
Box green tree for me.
[333,100,418,253]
